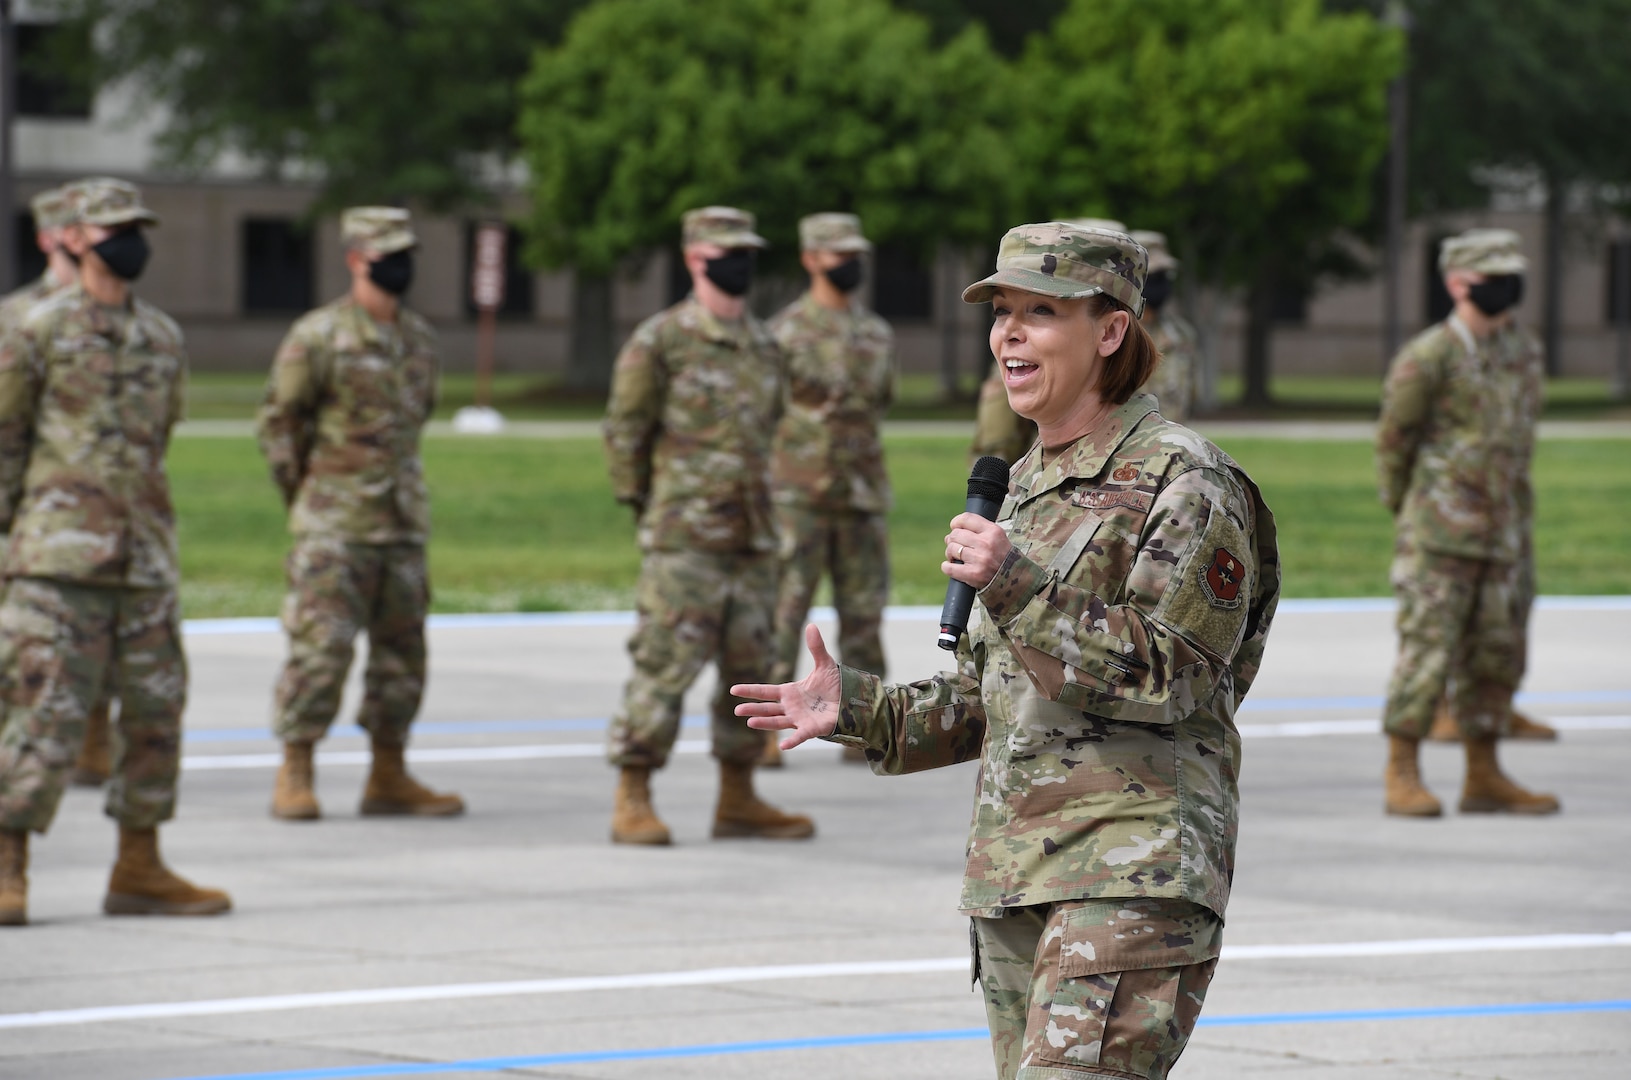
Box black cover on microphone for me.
[938,455,1011,650]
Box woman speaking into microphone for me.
[732,222,1280,1080]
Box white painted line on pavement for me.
[4,931,1627,1032]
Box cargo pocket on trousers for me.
[1032,900,1222,1076]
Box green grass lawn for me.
[171,433,1631,619]
[184,371,1631,422]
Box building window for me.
[873,244,933,320]
[16,22,94,119]
[1424,233,1454,325]
[13,211,47,287]
[1608,239,1631,326]
[463,223,534,319]
[241,219,315,314]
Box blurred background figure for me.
[1130,229,1199,424]
[765,213,896,767]
[602,207,813,845]
[0,178,229,925]
[256,207,465,823]
[1376,228,1559,818]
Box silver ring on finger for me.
[955,543,965,561]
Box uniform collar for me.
[1010,392,1161,501]
[684,293,756,348]
[339,295,403,347]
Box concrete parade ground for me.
[4,599,1629,1080]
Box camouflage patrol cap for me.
[1438,228,1527,275]
[342,206,418,255]
[681,206,768,250]
[1132,230,1179,274]
[67,177,158,228]
[963,221,1149,317]
[1063,217,1128,234]
[799,212,871,253]
[29,187,76,231]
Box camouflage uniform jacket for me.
[1144,310,1199,424]
[604,295,783,554]
[768,293,895,512]
[0,274,59,331]
[970,360,1037,466]
[256,296,439,544]
[0,284,187,587]
[830,393,1280,918]
[1376,315,1540,562]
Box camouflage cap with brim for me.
[799,212,871,253]
[682,206,768,250]
[1063,217,1128,234]
[1439,228,1527,275]
[67,177,159,228]
[1131,230,1179,274]
[29,187,76,230]
[963,221,1148,316]
[342,206,418,255]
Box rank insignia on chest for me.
[1200,547,1246,608]
[1108,462,1143,485]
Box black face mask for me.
[1142,270,1173,312]
[92,228,151,282]
[367,250,415,296]
[1466,274,1523,317]
[704,249,756,297]
[823,257,864,294]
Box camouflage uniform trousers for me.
[973,897,1221,1080]
[272,537,428,746]
[607,549,775,769]
[1382,539,1521,741]
[0,577,186,833]
[771,503,888,684]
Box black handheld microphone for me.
[938,455,1012,650]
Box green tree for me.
[41,0,589,210]
[517,0,1017,390]
[1015,0,1400,406]
[1404,0,1631,377]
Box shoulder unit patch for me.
[1199,547,1246,608]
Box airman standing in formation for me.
[0,188,124,791]
[1130,229,1200,424]
[0,178,231,925]
[603,206,815,845]
[764,213,895,766]
[257,207,464,822]
[1376,227,1558,818]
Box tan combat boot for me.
[103,826,231,916]
[72,701,114,787]
[713,760,815,839]
[0,829,28,926]
[1425,698,1460,743]
[359,740,465,816]
[1459,735,1560,814]
[271,741,321,820]
[1508,710,1559,741]
[611,766,672,845]
[1384,734,1442,817]
[759,730,784,768]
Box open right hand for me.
[731,624,843,751]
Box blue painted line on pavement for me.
[161,999,1631,1080]
[175,596,1631,637]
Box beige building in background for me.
[9,11,1629,385]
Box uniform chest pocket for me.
[335,353,400,422]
